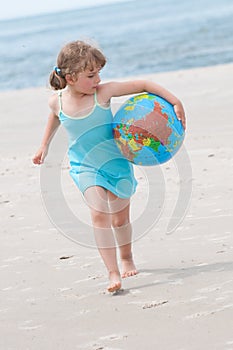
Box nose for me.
[96,73,101,84]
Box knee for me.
[91,210,110,228]
[111,215,129,228]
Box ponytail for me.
[49,67,67,90]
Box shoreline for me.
[0,61,232,94]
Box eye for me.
[87,74,95,78]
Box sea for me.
[1,0,233,91]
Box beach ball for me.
[113,93,185,166]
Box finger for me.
[181,118,186,130]
[33,156,42,165]
[176,113,186,130]
[32,157,38,164]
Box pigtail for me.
[49,67,67,90]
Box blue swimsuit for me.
[58,91,137,199]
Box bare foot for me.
[121,257,138,278]
[107,271,122,293]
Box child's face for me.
[70,66,101,94]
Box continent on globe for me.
[113,93,185,166]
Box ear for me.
[65,74,76,85]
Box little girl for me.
[33,40,185,293]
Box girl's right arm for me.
[32,111,60,165]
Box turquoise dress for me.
[58,91,137,199]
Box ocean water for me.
[1,0,233,91]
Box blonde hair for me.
[49,40,106,90]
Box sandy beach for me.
[1,63,233,350]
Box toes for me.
[122,270,138,278]
[108,282,121,293]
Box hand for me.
[173,101,186,130]
[32,145,48,165]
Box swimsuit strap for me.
[94,91,98,105]
[58,90,63,112]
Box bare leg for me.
[84,186,121,292]
[108,192,138,279]
[113,224,138,278]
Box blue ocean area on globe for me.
[113,93,185,166]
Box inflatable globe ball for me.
[113,93,185,166]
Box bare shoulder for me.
[48,92,59,115]
[97,82,122,98]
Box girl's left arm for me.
[104,80,186,129]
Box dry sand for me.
[0,63,233,350]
